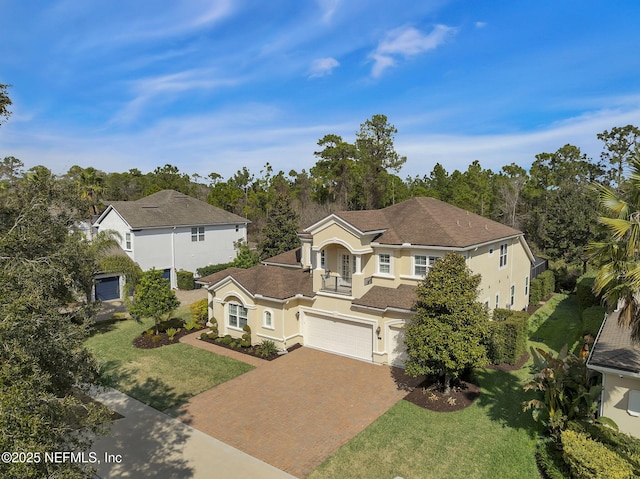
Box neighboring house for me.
[94,189,249,295]
[587,310,640,438]
[199,197,534,367]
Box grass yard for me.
[85,310,253,412]
[309,293,584,479]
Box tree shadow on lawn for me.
[475,368,540,439]
[97,360,192,417]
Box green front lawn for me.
[309,293,583,479]
[85,313,253,412]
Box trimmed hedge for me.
[582,306,606,337]
[486,309,529,365]
[576,272,600,311]
[539,270,556,298]
[561,429,635,479]
[568,421,640,475]
[196,262,234,278]
[177,270,195,290]
[529,278,543,305]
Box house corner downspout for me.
[171,226,177,288]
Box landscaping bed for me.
[404,376,480,412]
[133,327,205,349]
[200,335,301,360]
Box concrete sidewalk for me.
[89,387,296,479]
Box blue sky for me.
[1,1,640,181]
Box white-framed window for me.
[125,232,132,250]
[191,226,205,242]
[228,303,248,329]
[499,243,508,268]
[263,310,273,329]
[510,285,515,307]
[341,253,355,279]
[378,253,391,274]
[414,255,438,277]
[495,294,500,309]
[525,276,529,296]
[415,255,427,276]
[320,250,326,270]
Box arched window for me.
[263,310,273,329]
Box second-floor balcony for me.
[321,273,352,295]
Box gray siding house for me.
[94,190,249,296]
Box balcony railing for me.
[321,274,352,295]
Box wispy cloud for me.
[112,69,242,124]
[475,21,487,28]
[309,57,340,78]
[370,24,457,77]
[317,0,341,23]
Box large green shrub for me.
[538,270,556,298]
[189,298,208,324]
[561,429,635,479]
[196,262,234,278]
[177,270,194,290]
[529,277,543,305]
[486,309,529,365]
[582,306,606,337]
[568,421,640,475]
[576,272,600,311]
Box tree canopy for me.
[129,269,180,333]
[404,252,489,394]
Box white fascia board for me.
[305,214,376,239]
[587,363,640,380]
[352,303,415,315]
[371,234,524,252]
[94,205,133,230]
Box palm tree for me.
[76,167,105,239]
[587,152,640,342]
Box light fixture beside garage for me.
[376,326,381,339]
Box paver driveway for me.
[175,346,420,478]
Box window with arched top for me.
[263,310,273,329]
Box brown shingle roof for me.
[325,197,522,248]
[103,190,249,228]
[262,248,302,267]
[588,310,640,375]
[352,284,417,311]
[199,265,314,300]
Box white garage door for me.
[304,313,373,361]
[388,326,407,368]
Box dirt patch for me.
[404,377,480,412]
[199,336,302,361]
[485,351,530,372]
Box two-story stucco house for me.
[93,189,249,296]
[199,197,535,367]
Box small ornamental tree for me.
[129,269,180,334]
[404,252,489,394]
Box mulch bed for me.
[133,327,205,349]
[200,336,302,361]
[485,351,530,372]
[404,377,481,412]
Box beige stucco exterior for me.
[206,203,534,366]
[598,373,640,438]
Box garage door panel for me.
[95,276,120,301]
[305,314,373,361]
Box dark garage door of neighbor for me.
[95,276,120,301]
